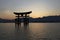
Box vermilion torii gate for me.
[14,11,32,25]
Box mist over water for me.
[0,23,60,40]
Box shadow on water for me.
[14,23,30,40]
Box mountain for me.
[0,18,14,23]
[0,15,60,23]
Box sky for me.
[0,0,60,19]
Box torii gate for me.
[14,11,32,25]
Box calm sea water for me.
[0,23,60,40]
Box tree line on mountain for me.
[0,15,60,23]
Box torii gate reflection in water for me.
[14,11,32,26]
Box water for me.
[0,23,60,40]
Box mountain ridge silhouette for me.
[0,15,60,23]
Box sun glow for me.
[0,0,60,19]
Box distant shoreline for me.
[0,15,60,23]
[0,22,60,23]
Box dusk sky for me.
[0,0,60,19]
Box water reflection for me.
[0,23,60,40]
[15,23,21,32]
[15,23,29,32]
[15,23,30,40]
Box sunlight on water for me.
[0,23,60,40]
